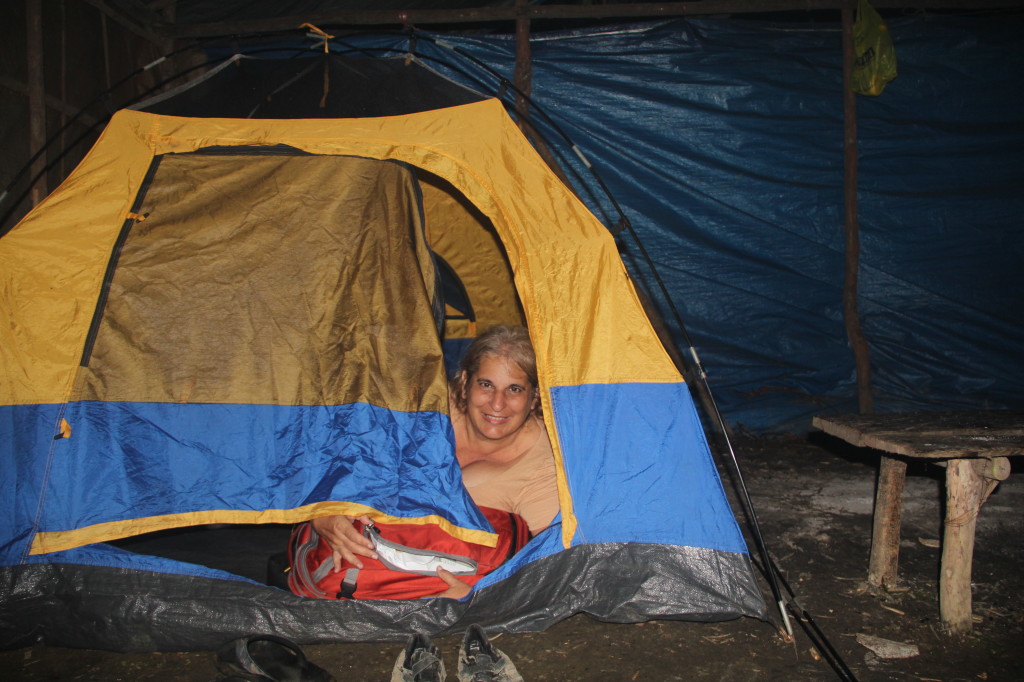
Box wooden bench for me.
[811,411,1023,633]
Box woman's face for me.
[463,354,538,442]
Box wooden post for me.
[26,0,47,206]
[59,0,67,178]
[840,1,873,414]
[940,457,1011,633]
[940,458,984,632]
[867,455,907,588]
[509,0,573,191]
[514,0,532,123]
[101,11,111,90]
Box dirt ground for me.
[2,433,1022,681]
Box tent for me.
[0,54,766,651]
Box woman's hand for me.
[431,568,472,599]
[310,515,377,572]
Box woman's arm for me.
[310,515,378,572]
[431,568,472,599]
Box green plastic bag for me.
[852,0,897,96]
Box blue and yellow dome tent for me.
[0,54,765,650]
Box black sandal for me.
[216,635,334,682]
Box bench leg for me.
[940,458,984,633]
[868,455,907,589]
[940,457,1011,633]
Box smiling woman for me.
[450,326,558,535]
[310,325,559,597]
[456,354,541,459]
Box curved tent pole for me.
[400,33,867,679]
[0,43,326,235]
[400,28,806,640]
[0,33,589,236]
[0,40,216,231]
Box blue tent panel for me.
[552,381,747,554]
[19,401,490,558]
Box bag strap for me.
[340,568,359,599]
[289,523,331,599]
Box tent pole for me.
[633,284,734,441]
[841,1,874,414]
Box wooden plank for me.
[815,411,1024,433]
[811,415,869,447]
[864,427,1024,438]
[813,412,1024,459]
[858,432,1023,459]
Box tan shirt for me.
[453,412,559,534]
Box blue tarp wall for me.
[309,14,1022,431]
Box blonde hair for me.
[450,325,540,416]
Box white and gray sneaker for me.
[457,625,523,682]
[392,633,446,682]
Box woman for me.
[311,326,558,596]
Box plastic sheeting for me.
[387,15,1024,431]
[2,537,764,651]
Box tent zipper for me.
[79,156,162,366]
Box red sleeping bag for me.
[287,507,530,600]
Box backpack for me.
[287,507,530,600]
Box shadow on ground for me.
[2,434,1022,681]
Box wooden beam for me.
[812,412,1024,459]
[81,0,168,45]
[0,76,102,128]
[161,1,1024,39]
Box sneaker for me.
[457,625,523,682]
[391,634,446,682]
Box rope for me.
[300,23,334,53]
[945,508,978,527]
[300,23,334,107]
